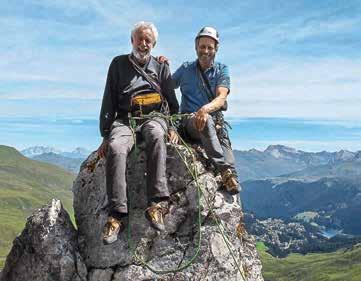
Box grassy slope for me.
[258,242,361,281]
[0,145,75,268]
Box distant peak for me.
[249,148,262,153]
[264,145,299,158]
[334,150,355,162]
[72,147,89,154]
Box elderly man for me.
[172,27,240,195]
[98,21,179,244]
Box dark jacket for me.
[99,55,179,138]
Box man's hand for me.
[156,55,170,65]
[97,139,109,158]
[194,107,209,131]
[168,129,179,144]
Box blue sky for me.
[1,1,360,151]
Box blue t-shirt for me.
[172,61,230,113]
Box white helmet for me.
[195,26,219,43]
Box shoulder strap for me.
[128,55,162,94]
[196,61,215,102]
[196,61,228,113]
[128,55,171,116]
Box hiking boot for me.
[102,216,124,244]
[145,203,167,231]
[221,169,240,195]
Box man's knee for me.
[201,116,217,136]
[144,121,167,143]
[108,137,132,155]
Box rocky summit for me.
[1,199,87,281]
[2,144,263,281]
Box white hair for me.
[131,21,158,43]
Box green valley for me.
[258,242,361,281]
[0,145,75,268]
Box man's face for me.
[196,37,217,66]
[131,28,155,62]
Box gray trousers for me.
[183,115,236,174]
[106,118,169,215]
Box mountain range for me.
[21,146,91,159]
[239,145,361,237]
[22,144,361,179]
[234,144,361,181]
[20,146,91,174]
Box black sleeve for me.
[160,63,179,115]
[99,58,117,138]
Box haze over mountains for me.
[21,146,91,159]
[235,144,361,181]
[21,144,361,179]
[21,146,91,174]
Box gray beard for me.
[132,48,151,64]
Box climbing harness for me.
[123,111,246,280]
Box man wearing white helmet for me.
[172,26,240,194]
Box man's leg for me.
[103,123,134,243]
[184,116,239,194]
[140,118,169,202]
[218,129,237,173]
[106,123,134,217]
[219,133,241,192]
[183,115,230,173]
[140,118,169,231]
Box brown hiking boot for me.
[221,169,240,195]
[145,203,167,231]
[102,216,124,244]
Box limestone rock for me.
[73,144,263,280]
[1,199,87,281]
[88,268,113,281]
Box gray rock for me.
[1,199,87,281]
[73,144,263,280]
[88,268,113,281]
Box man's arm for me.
[195,63,230,131]
[159,63,180,143]
[98,59,117,157]
[160,63,179,115]
[194,87,228,131]
[171,64,184,90]
[199,86,228,114]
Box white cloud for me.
[289,18,360,41]
[225,57,361,120]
